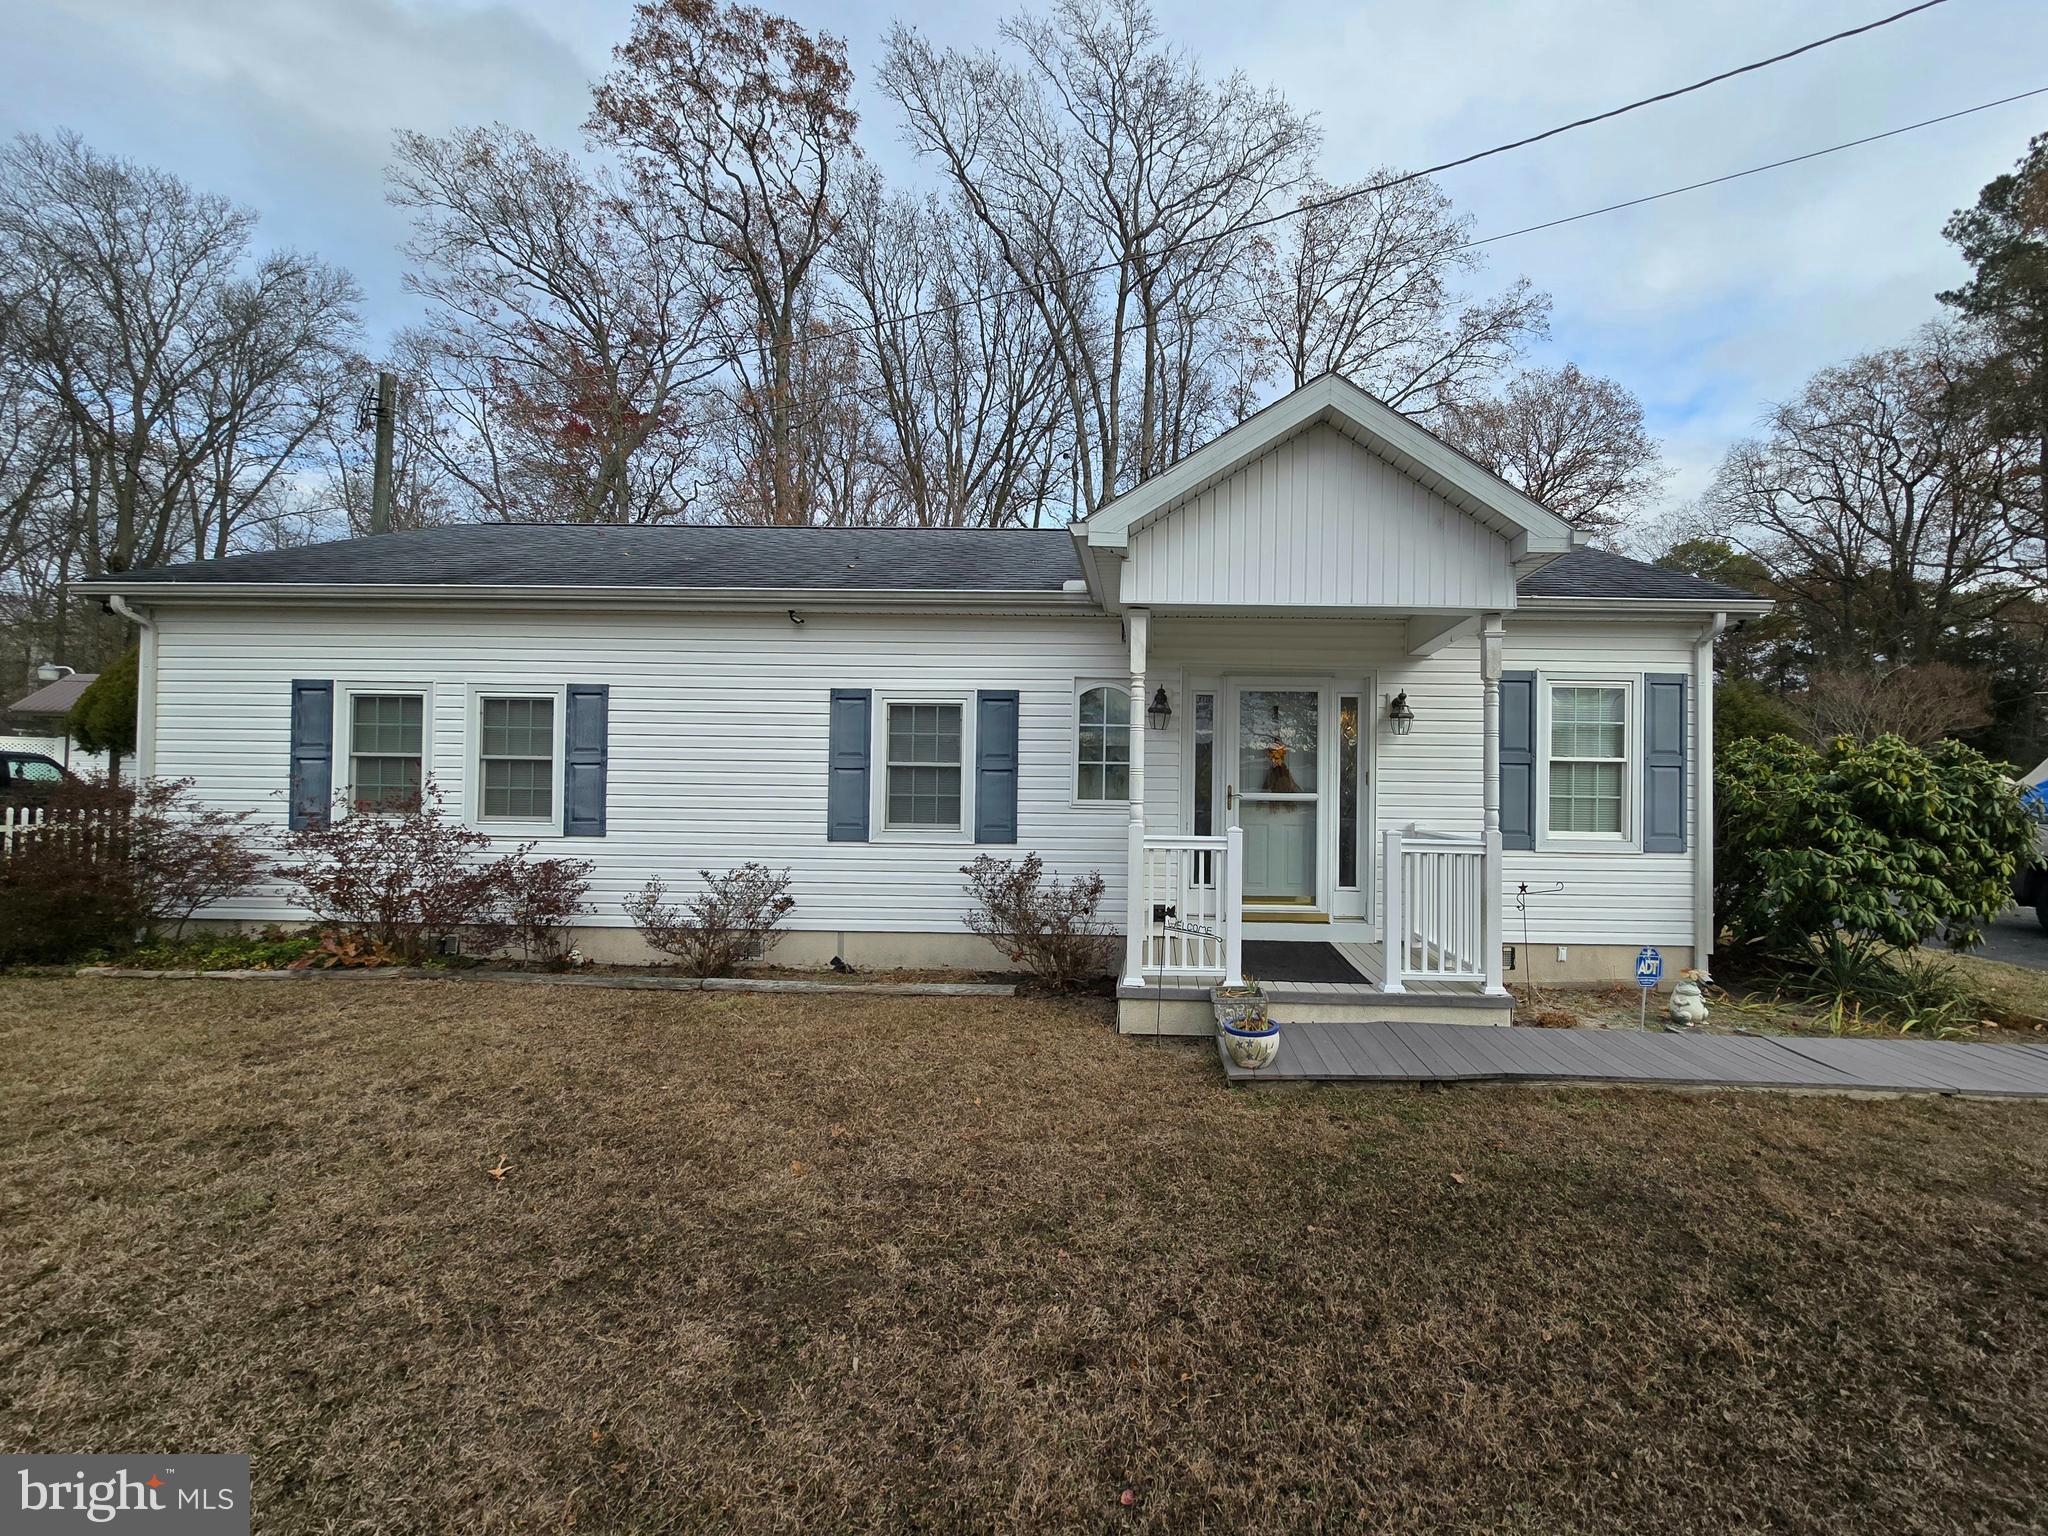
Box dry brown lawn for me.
[5,977,2048,1534]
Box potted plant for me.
[1213,976,1279,1069]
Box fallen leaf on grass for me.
[1449,1171,1467,1186]
[487,1155,512,1181]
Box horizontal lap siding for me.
[151,605,1132,933]
[1502,618,1700,947]
[1123,426,1514,611]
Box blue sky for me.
[7,0,2046,532]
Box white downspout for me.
[1693,613,1727,965]
[106,594,156,781]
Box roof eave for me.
[1515,595,1775,616]
[68,580,1107,614]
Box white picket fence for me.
[1,801,125,858]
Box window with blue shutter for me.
[975,690,1020,843]
[827,689,871,842]
[288,679,334,830]
[1642,673,1689,853]
[564,685,609,837]
[1499,671,1536,851]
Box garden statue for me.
[1668,968,1711,1027]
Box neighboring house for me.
[74,375,1770,1032]
[6,670,102,774]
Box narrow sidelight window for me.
[479,696,556,820]
[886,701,964,829]
[1338,694,1361,889]
[1192,692,1215,835]
[349,693,423,809]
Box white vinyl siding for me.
[1120,423,1515,610]
[140,606,1701,951]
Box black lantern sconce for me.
[1146,686,1173,730]
[1386,691,1415,736]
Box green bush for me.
[67,647,139,768]
[127,928,321,971]
[1717,732,2036,958]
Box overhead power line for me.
[626,0,1956,376]
[603,82,2048,439]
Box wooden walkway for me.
[1219,1020,2048,1099]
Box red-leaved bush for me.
[274,783,592,965]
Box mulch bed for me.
[4,978,2048,1533]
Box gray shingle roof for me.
[1516,547,1763,604]
[106,523,1087,592]
[98,524,1764,605]
[9,672,97,714]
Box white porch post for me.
[1223,823,1244,987]
[1121,609,1150,989]
[1480,612,1507,997]
[1381,826,1405,993]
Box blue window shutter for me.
[975,690,1020,844]
[288,679,334,830]
[564,685,609,837]
[827,689,871,842]
[1499,671,1536,851]
[1643,672,1689,853]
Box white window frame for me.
[1071,677,1134,808]
[1536,674,1637,849]
[464,685,567,835]
[334,682,434,818]
[872,692,975,842]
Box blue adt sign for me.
[1634,946,1664,989]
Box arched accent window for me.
[1076,684,1132,801]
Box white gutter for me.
[104,594,157,779]
[1694,612,1728,966]
[68,581,1104,616]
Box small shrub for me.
[128,778,266,939]
[274,782,590,966]
[488,847,596,967]
[960,853,1116,989]
[625,864,795,977]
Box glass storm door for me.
[1233,687,1323,907]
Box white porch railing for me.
[1382,826,1500,992]
[1130,828,1242,986]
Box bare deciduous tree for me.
[1787,663,1994,748]
[1239,173,1547,418]
[831,173,1065,526]
[592,0,858,525]
[389,126,720,525]
[1439,363,1665,538]
[881,0,1314,513]
[1706,327,2019,666]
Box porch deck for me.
[1247,939,1482,1000]
[1220,1021,2048,1100]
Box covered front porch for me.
[1108,606,1515,1034]
[1063,377,1581,1036]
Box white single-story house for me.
[76,375,1770,1032]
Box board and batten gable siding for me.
[1119,424,1516,611]
[146,603,1135,933]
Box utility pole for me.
[370,369,396,535]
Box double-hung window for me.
[348,693,424,810]
[478,695,557,822]
[884,700,964,831]
[1546,683,1628,838]
[1075,684,1131,802]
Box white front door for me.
[1228,681,1327,910]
